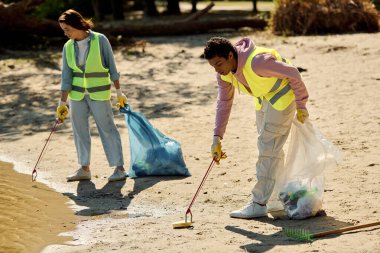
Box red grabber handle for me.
[31,119,60,181]
[184,153,225,222]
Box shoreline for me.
[0,161,78,253]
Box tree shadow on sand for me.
[225,212,369,253]
[63,176,186,216]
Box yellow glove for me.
[296,108,309,124]
[211,136,226,164]
[116,89,127,108]
[56,101,69,122]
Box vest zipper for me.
[83,72,87,94]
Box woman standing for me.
[56,9,127,182]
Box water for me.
[0,161,77,253]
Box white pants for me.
[70,95,124,168]
[252,99,296,205]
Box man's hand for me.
[211,136,226,164]
[56,101,69,123]
[116,89,127,108]
[296,108,309,124]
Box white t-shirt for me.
[77,37,90,67]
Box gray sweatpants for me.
[252,99,296,205]
[70,95,124,168]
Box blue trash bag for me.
[119,105,190,178]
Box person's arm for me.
[99,33,120,83]
[113,79,121,89]
[252,54,308,109]
[60,45,73,103]
[56,46,71,122]
[214,74,235,139]
[59,91,69,104]
[99,34,127,106]
[211,74,234,162]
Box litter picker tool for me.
[31,119,60,181]
[284,221,380,241]
[172,153,226,229]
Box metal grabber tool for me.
[172,153,226,229]
[31,119,60,181]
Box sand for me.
[0,30,380,252]
[0,162,77,253]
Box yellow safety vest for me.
[220,46,295,111]
[65,32,112,101]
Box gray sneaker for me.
[230,203,267,219]
[108,168,127,182]
[66,168,91,182]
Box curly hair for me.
[203,37,237,60]
[58,9,94,31]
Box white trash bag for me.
[277,119,342,219]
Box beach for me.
[0,31,379,252]
[0,162,77,253]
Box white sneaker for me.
[230,203,267,219]
[108,168,127,182]
[66,168,91,182]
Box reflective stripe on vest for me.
[268,57,287,93]
[65,32,112,101]
[220,46,295,111]
[71,84,111,93]
[72,72,110,78]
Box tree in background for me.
[143,0,181,16]
[252,0,258,13]
[92,0,124,20]
[166,0,180,14]
[373,0,380,9]
[4,0,264,23]
[143,0,159,16]
[111,0,124,19]
[191,0,197,12]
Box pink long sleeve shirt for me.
[214,38,309,139]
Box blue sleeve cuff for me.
[60,45,73,91]
[110,72,120,81]
[99,33,119,81]
[60,83,72,91]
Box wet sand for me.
[0,161,77,253]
